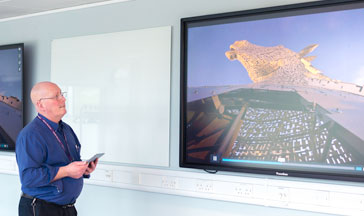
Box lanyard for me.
[37,115,73,162]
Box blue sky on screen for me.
[187,7,364,87]
[0,49,22,100]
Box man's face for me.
[38,84,67,122]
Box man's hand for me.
[66,161,89,178]
[84,158,98,175]
[52,161,88,182]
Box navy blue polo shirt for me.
[16,114,83,205]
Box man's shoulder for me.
[16,117,47,150]
[18,117,44,136]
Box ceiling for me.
[0,0,130,21]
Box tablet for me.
[85,153,105,163]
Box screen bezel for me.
[180,0,364,182]
[0,43,24,152]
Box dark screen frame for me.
[0,43,24,152]
[180,0,364,182]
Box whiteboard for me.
[51,26,171,167]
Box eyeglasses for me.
[39,92,67,102]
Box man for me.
[16,81,98,216]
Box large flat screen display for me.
[0,43,24,151]
[180,0,364,182]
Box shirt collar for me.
[38,113,64,132]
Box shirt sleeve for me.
[16,131,59,188]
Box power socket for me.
[196,180,214,193]
[234,183,253,197]
[314,190,330,206]
[278,188,289,202]
[268,186,290,203]
[161,176,178,189]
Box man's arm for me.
[52,161,89,182]
[16,133,58,187]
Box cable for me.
[204,169,218,174]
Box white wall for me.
[0,0,344,215]
[1,173,333,216]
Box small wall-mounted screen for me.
[180,0,364,182]
[0,43,24,151]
